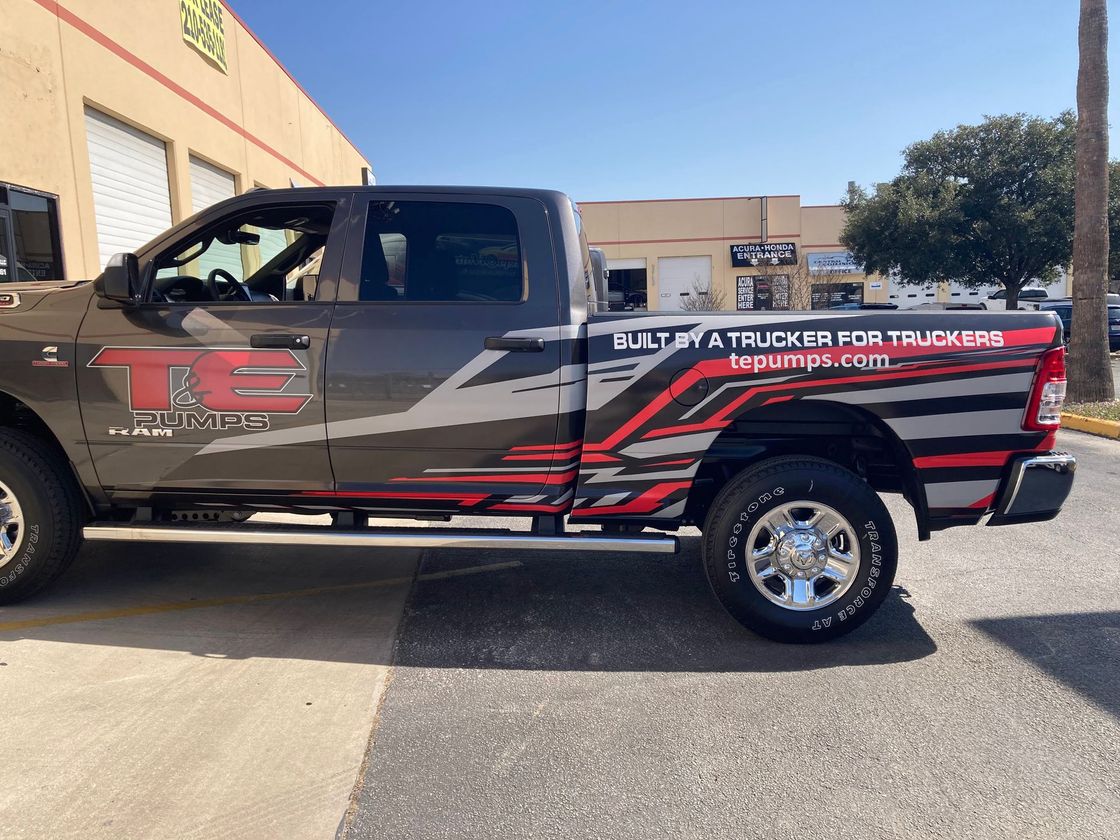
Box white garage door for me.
[189,156,244,280]
[607,258,647,271]
[189,155,236,213]
[657,256,711,311]
[887,274,939,308]
[84,107,173,272]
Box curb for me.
[1061,412,1120,440]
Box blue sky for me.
[233,0,1118,205]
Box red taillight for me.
[1023,346,1067,431]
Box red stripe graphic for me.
[569,481,691,517]
[391,468,579,486]
[585,325,1055,452]
[912,436,1055,469]
[503,453,579,461]
[968,493,996,510]
[913,451,1016,468]
[639,358,1038,441]
[297,490,488,506]
[580,453,621,463]
[490,501,572,513]
[510,441,582,453]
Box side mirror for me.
[97,253,140,304]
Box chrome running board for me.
[82,524,679,554]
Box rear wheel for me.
[702,456,897,643]
[0,429,85,603]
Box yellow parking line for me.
[0,560,522,632]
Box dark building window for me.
[0,184,64,282]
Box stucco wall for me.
[580,196,886,310]
[0,0,371,279]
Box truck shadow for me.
[0,536,937,672]
[393,536,937,673]
[972,611,1120,719]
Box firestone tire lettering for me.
[0,431,83,601]
[701,455,898,644]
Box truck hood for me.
[0,280,93,313]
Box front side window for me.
[359,201,523,302]
[151,203,335,303]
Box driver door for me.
[76,193,350,503]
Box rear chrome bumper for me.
[986,452,1076,526]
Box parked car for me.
[625,290,648,310]
[981,287,1049,310]
[606,289,633,311]
[0,185,1076,643]
[1044,293,1120,306]
[1040,301,1120,352]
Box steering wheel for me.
[206,268,252,302]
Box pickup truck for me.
[0,187,1077,642]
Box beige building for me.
[1,0,371,283]
[579,195,887,312]
[580,194,1075,311]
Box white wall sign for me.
[807,251,864,275]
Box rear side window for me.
[359,201,523,303]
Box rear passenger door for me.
[323,193,565,513]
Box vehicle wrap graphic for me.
[88,346,312,435]
[126,312,1059,523]
[567,313,1061,523]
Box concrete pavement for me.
[0,430,1117,839]
[345,430,1120,840]
[0,536,419,840]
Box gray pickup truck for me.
[0,187,1076,642]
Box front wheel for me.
[0,429,85,603]
[702,456,898,643]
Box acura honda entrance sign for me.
[730,242,797,267]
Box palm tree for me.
[1069,0,1115,402]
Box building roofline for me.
[220,1,367,165]
[578,194,802,206]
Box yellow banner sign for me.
[179,0,227,73]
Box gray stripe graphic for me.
[886,409,1024,440]
[805,372,1034,406]
[925,480,999,508]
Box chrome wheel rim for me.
[0,479,24,570]
[745,501,860,611]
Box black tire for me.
[0,429,85,603]
[702,456,897,643]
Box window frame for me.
[337,193,537,306]
[137,195,350,307]
[0,182,65,283]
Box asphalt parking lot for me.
[1,430,1118,840]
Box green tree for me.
[841,114,1076,311]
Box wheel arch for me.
[0,388,97,516]
[687,398,930,539]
